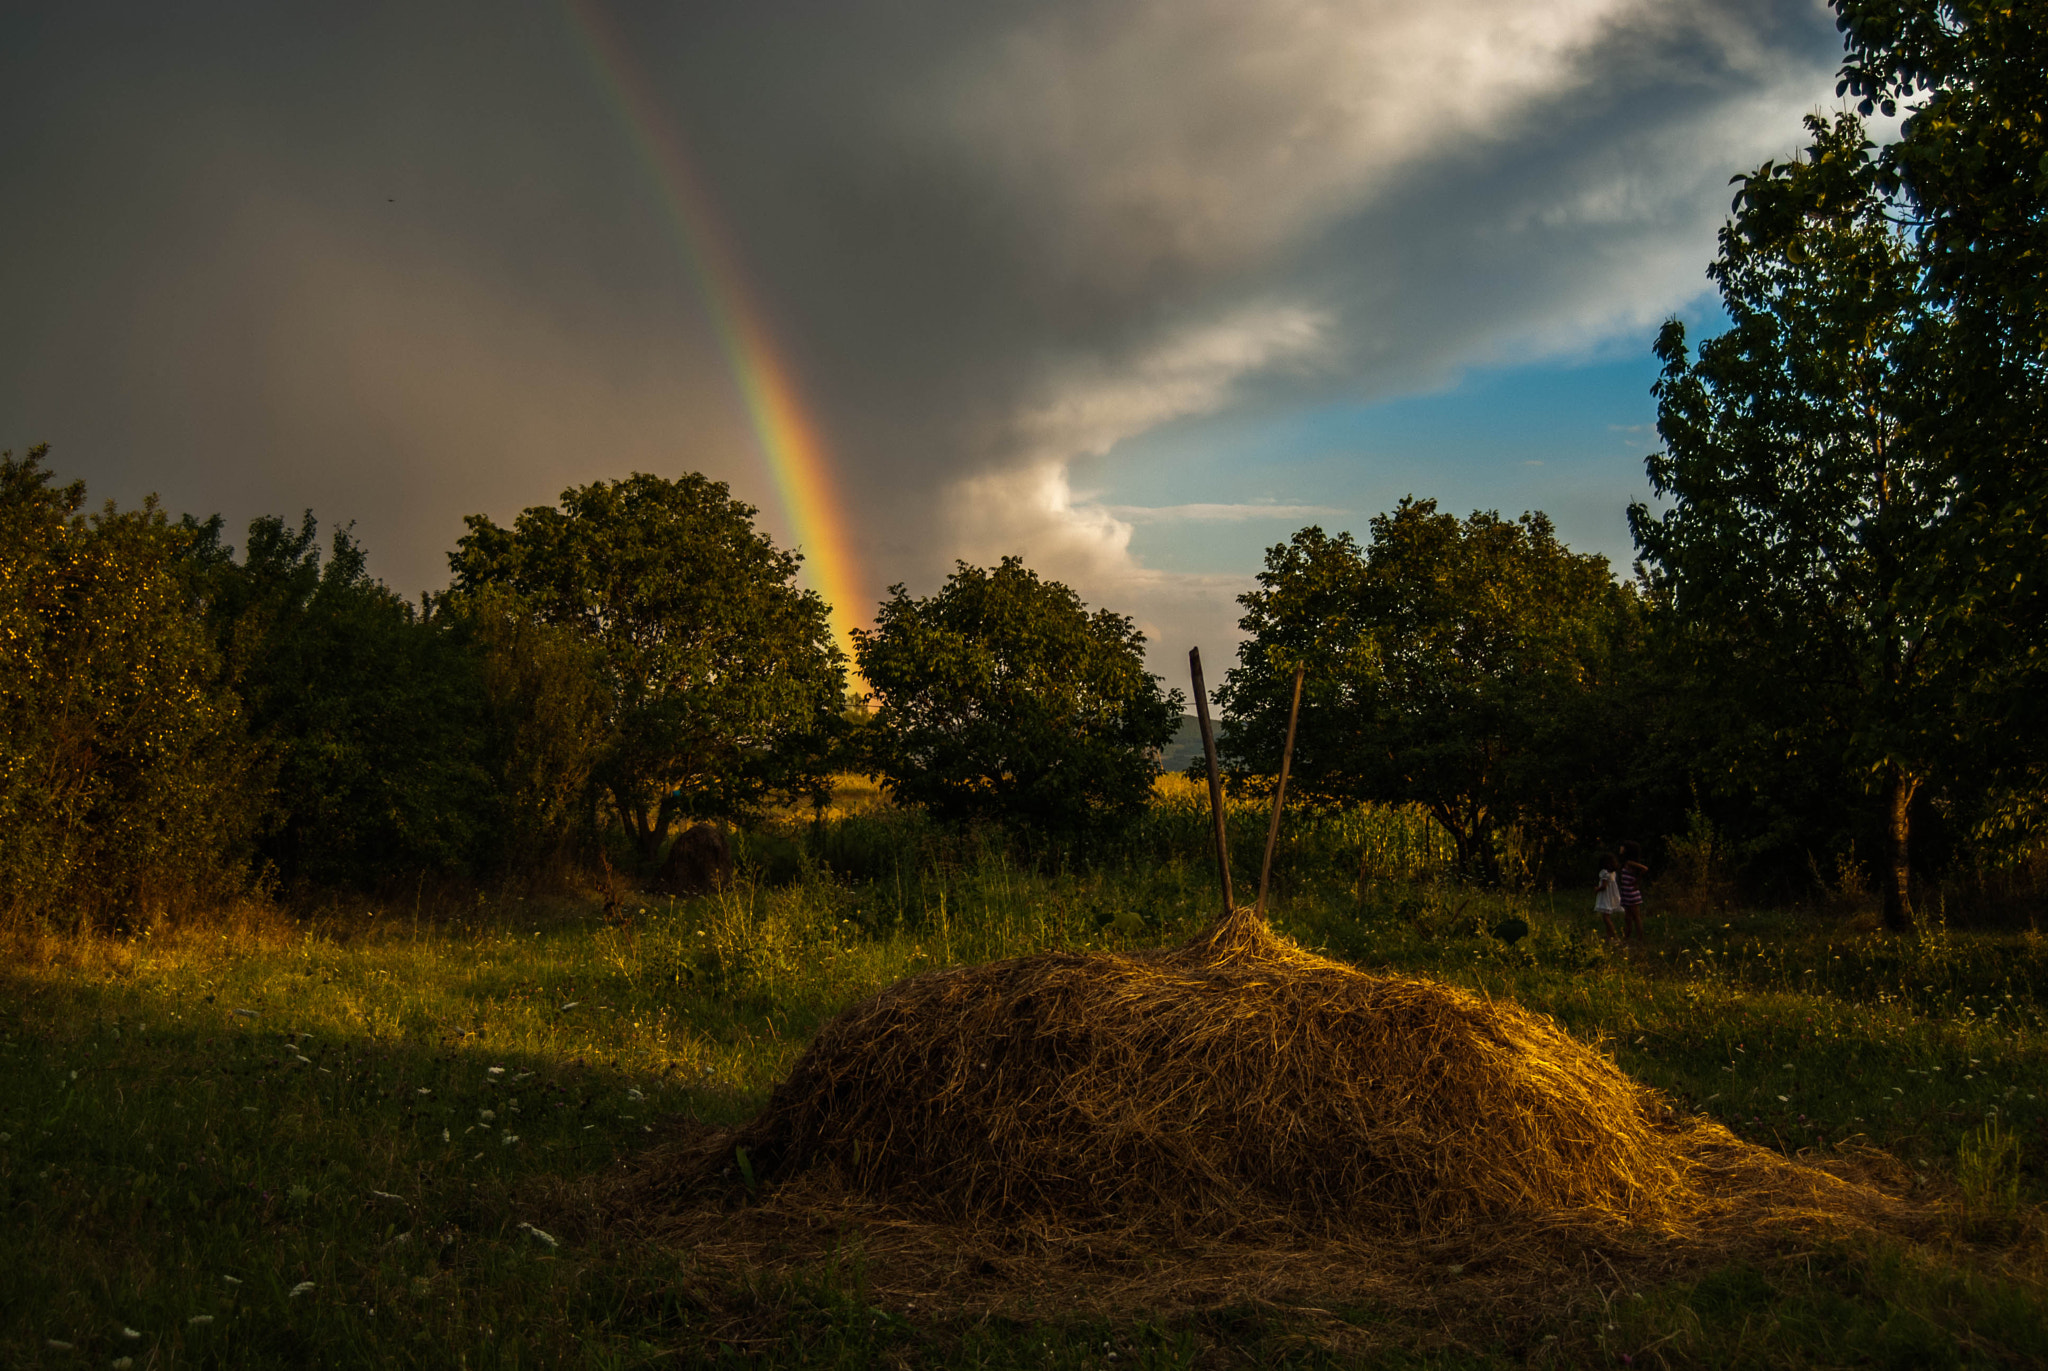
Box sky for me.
[0,0,1852,679]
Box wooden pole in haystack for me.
[1256,662,1307,917]
[1188,647,1234,913]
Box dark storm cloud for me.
[1,0,1844,643]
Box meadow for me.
[4,784,2044,1368]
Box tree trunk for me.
[612,787,665,867]
[1881,763,1917,933]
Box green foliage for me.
[450,472,846,863]
[853,556,1183,836]
[0,446,256,926]
[182,512,490,889]
[448,585,610,875]
[1831,0,2048,855]
[1219,503,1635,880]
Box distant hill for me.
[1159,714,1225,774]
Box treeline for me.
[1218,0,2048,928]
[0,453,1191,929]
[0,456,852,927]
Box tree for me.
[1217,502,1630,879]
[854,557,1182,834]
[1831,0,2048,844]
[0,447,257,925]
[449,472,846,862]
[450,585,611,875]
[182,512,490,888]
[1632,112,1964,931]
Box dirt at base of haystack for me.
[604,1119,1936,1344]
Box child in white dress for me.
[1594,853,1621,940]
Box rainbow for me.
[560,0,867,663]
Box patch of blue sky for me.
[1087,303,1732,583]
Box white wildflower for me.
[416,1088,430,1095]
[519,1222,559,1248]
[478,1110,495,1123]
[288,1281,315,1298]
[441,1129,450,1143]
[487,1066,505,1076]
[501,1133,519,1146]
[121,1327,142,1339]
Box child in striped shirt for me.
[1617,841,1648,939]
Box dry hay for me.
[636,910,1917,1271]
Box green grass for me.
[4,804,2045,1367]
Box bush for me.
[0,447,258,926]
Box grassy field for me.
[4,790,2045,1368]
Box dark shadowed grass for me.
[3,797,2044,1367]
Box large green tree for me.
[450,472,846,862]
[1218,501,1631,879]
[854,556,1182,834]
[1631,112,1957,931]
[1832,0,2048,842]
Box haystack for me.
[668,907,1714,1239]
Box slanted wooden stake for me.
[1189,647,1234,913]
[1256,662,1307,917]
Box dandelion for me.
[288,1282,315,1298]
